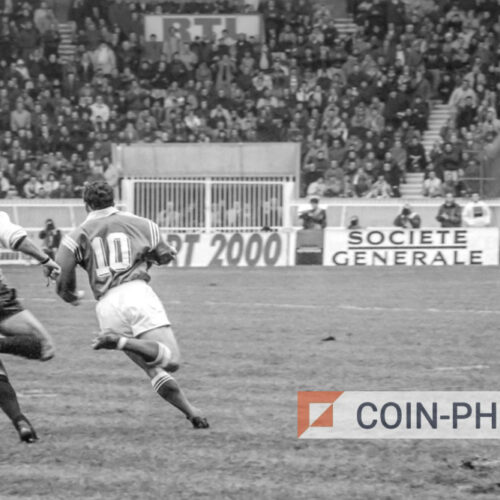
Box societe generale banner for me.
[145,14,264,43]
[323,228,499,266]
[161,231,296,267]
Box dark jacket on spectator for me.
[394,210,421,229]
[436,201,462,227]
[406,142,427,171]
[108,1,132,34]
[299,207,327,229]
[438,151,460,172]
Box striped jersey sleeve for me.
[61,232,84,263]
[148,220,161,249]
[0,211,27,250]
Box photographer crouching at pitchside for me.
[394,204,421,229]
[38,219,61,260]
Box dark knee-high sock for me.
[0,374,23,423]
[0,336,42,359]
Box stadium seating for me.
[0,0,495,202]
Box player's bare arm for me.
[55,245,84,305]
[0,212,58,362]
[15,237,60,280]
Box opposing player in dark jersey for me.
[0,211,60,443]
[56,182,208,429]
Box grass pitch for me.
[1,265,500,499]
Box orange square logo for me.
[297,391,344,438]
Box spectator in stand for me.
[34,2,57,35]
[352,167,371,197]
[367,175,392,199]
[455,168,471,198]
[449,79,477,117]
[442,170,458,197]
[394,204,421,229]
[10,100,31,132]
[456,96,478,130]
[462,193,491,227]
[307,176,327,197]
[436,193,462,228]
[23,175,41,199]
[436,142,460,181]
[89,95,110,123]
[0,0,493,200]
[91,42,116,75]
[382,160,401,198]
[406,136,427,172]
[422,170,443,198]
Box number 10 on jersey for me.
[92,233,132,278]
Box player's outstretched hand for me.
[42,258,61,281]
[165,243,177,264]
[40,341,55,362]
[71,290,85,306]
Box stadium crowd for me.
[0,0,496,200]
[309,0,498,200]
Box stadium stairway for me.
[400,103,451,199]
[58,22,76,63]
[335,17,357,36]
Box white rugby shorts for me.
[95,280,170,337]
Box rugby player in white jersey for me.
[55,182,208,429]
[0,211,60,443]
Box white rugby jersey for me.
[0,211,28,285]
[0,212,27,250]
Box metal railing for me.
[122,177,295,232]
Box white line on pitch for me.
[204,301,500,315]
[339,305,500,315]
[204,300,323,309]
[27,298,183,305]
[24,298,500,316]
[432,365,490,372]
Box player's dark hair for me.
[83,181,114,210]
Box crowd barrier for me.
[122,177,294,231]
[0,201,499,268]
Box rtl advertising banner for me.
[161,231,296,267]
[323,228,500,266]
[145,14,264,43]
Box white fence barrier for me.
[122,177,294,232]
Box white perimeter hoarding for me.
[145,14,264,43]
[161,231,296,267]
[323,228,499,266]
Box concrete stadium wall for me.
[0,200,87,229]
[114,143,300,179]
